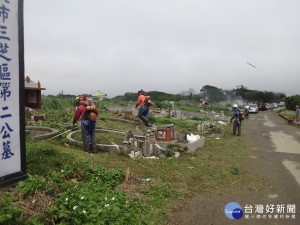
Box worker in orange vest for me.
[135,89,149,127]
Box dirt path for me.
[169,110,300,225]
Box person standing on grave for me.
[73,96,99,154]
[135,89,151,127]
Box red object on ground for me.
[154,128,174,141]
[286,118,295,124]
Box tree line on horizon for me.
[47,84,300,110]
[112,85,287,104]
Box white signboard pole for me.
[0,0,27,188]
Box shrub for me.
[51,189,145,224]
[153,101,171,109]
[0,195,23,225]
[9,164,147,224]
[1,159,184,225]
[285,95,300,110]
[16,175,47,196]
[41,96,76,110]
[42,96,62,110]
[47,165,145,224]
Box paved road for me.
[246,110,300,187]
[242,110,300,224]
[170,110,300,225]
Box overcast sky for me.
[24,0,300,98]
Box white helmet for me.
[233,104,238,108]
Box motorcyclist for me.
[230,104,242,136]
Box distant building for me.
[24,76,46,109]
[89,90,107,101]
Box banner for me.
[0,0,27,187]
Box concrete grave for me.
[26,126,60,141]
[67,123,206,158]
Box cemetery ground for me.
[0,98,287,224]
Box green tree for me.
[187,88,196,100]
[285,95,300,110]
[245,90,286,103]
[234,85,249,99]
[123,92,135,101]
[200,85,225,102]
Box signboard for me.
[0,0,27,187]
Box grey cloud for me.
[24,0,300,97]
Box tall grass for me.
[42,96,75,110]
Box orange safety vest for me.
[136,94,146,107]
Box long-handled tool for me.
[48,126,78,141]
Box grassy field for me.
[96,118,138,131]
[22,126,254,224]
[0,100,258,224]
